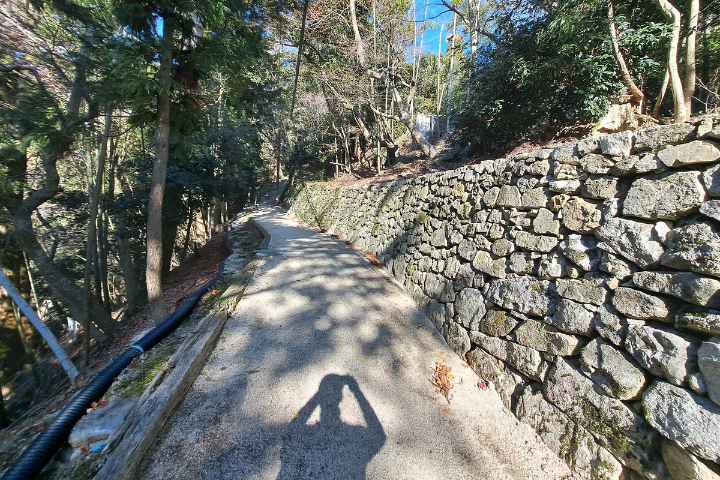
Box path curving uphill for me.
[135,201,572,480]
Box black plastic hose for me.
[1,234,234,480]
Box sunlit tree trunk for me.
[146,22,173,321]
[684,0,699,116]
[653,0,687,122]
[608,1,645,111]
[83,111,112,361]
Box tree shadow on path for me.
[277,374,385,480]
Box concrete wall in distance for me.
[289,116,720,480]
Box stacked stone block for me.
[289,115,720,479]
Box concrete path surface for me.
[137,203,572,480]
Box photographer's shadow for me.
[277,374,386,480]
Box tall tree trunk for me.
[349,0,436,158]
[608,0,645,110]
[146,23,173,321]
[653,68,671,118]
[684,0,699,116]
[83,111,112,359]
[161,187,182,279]
[12,135,114,339]
[653,0,687,122]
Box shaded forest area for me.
[0,0,719,430]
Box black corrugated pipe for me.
[1,233,234,480]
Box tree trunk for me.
[82,112,112,354]
[653,0,687,122]
[608,1,645,110]
[684,0,699,117]
[12,139,114,339]
[146,23,173,321]
[653,68,671,118]
[349,0,435,158]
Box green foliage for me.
[453,0,674,154]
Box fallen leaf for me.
[442,408,451,414]
[221,366,227,371]
[203,369,209,374]
[429,332,435,336]
[293,413,300,419]
[417,325,424,330]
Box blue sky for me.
[412,0,459,56]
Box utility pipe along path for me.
[136,201,572,480]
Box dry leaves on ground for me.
[431,361,454,404]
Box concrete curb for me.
[247,216,272,250]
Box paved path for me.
[138,203,572,480]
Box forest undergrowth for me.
[0,225,254,475]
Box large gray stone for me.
[699,339,720,407]
[513,319,583,356]
[425,300,447,330]
[532,208,560,236]
[466,348,523,410]
[558,235,600,271]
[483,187,500,207]
[479,309,519,337]
[443,322,471,356]
[581,338,648,400]
[657,140,720,167]
[625,324,699,386]
[496,185,522,207]
[491,238,515,257]
[515,387,623,480]
[698,116,720,140]
[579,153,614,174]
[577,137,601,156]
[556,277,608,306]
[676,310,720,336]
[633,122,696,151]
[700,200,720,221]
[661,440,720,480]
[600,252,635,280]
[595,303,628,346]
[455,288,486,331]
[549,179,581,194]
[642,381,720,463]
[545,358,660,473]
[554,163,579,180]
[562,198,603,233]
[513,231,559,253]
[470,331,549,381]
[508,252,537,274]
[485,277,556,316]
[600,130,635,158]
[661,224,720,278]
[552,299,595,336]
[430,227,448,247]
[622,171,706,220]
[551,144,580,164]
[704,164,720,198]
[632,271,720,308]
[521,187,550,209]
[69,397,139,447]
[472,251,507,279]
[595,218,665,268]
[582,176,619,200]
[538,252,568,280]
[458,239,478,261]
[612,287,673,321]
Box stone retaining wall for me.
[289,116,720,480]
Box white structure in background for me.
[416,114,452,136]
